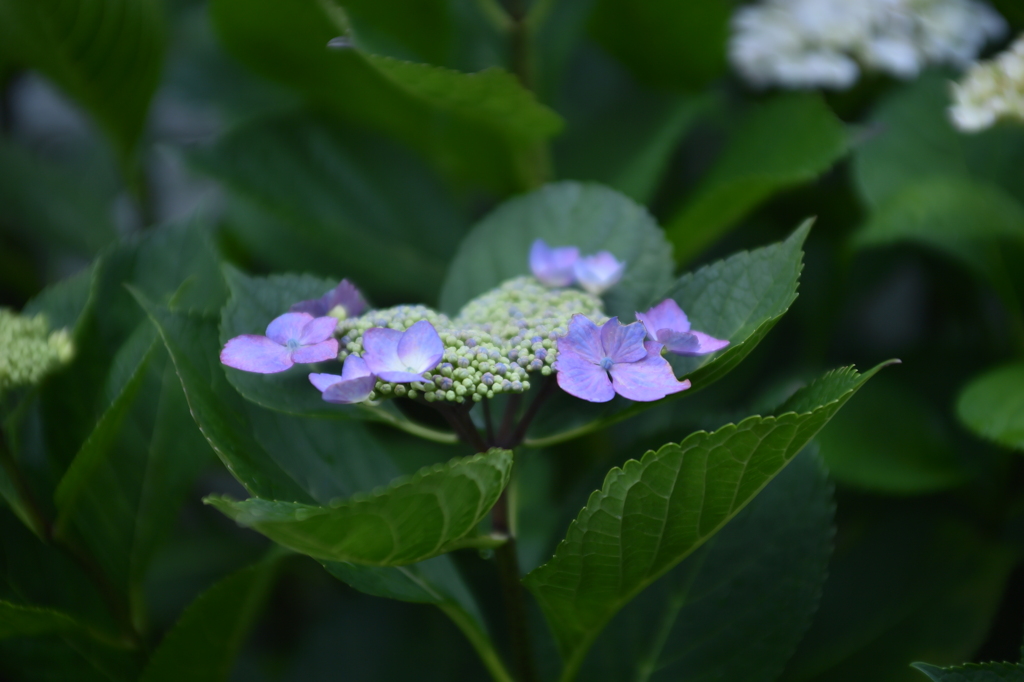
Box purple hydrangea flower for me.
[220,312,339,374]
[555,314,691,403]
[362,320,444,383]
[636,299,730,356]
[530,239,580,288]
[574,251,625,295]
[309,355,376,404]
[290,279,368,319]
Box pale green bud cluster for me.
[0,309,74,393]
[336,277,608,404]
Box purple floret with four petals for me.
[220,312,338,374]
[529,239,580,288]
[309,355,376,404]
[636,299,730,356]
[290,279,368,318]
[573,251,625,295]
[362,320,444,383]
[555,314,690,403]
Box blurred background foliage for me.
[1,0,1024,680]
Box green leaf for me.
[139,557,280,682]
[779,511,1012,682]
[587,0,730,91]
[22,260,100,334]
[526,221,809,447]
[957,362,1024,451]
[577,447,834,682]
[0,0,165,167]
[817,376,969,493]
[191,113,469,301]
[665,95,848,263]
[206,449,512,566]
[913,661,1024,681]
[0,138,117,256]
[0,601,82,639]
[525,361,888,679]
[851,177,1024,276]
[439,181,675,320]
[209,0,561,190]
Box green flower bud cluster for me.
[335,277,608,404]
[0,309,74,393]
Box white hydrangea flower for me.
[949,34,1024,132]
[730,0,1008,90]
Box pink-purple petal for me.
[599,318,648,364]
[376,370,432,383]
[530,239,579,288]
[609,342,691,401]
[555,352,616,403]
[265,312,314,345]
[309,372,343,392]
[297,316,338,345]
[322,374,376,404]
[362,327,404,375]
[340,355,372,381]
[574,251,625,295]
[637,299,691,339]
[663,330,729,356]
[396,320,444,373]
[560,314,605,364]
[291,338,339,364]
[220,335,294,374]
[291,279,368,318]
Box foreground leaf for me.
[0,0,164,168]
[577,448,834,682]
[913,661,1024,681]
[665,95,848,263]
[957,362,1024,451]
[439,181,674,320]
[139,556,281,682]
[525,361,890,679]
[207,449,512,566]
[0,601,83,639]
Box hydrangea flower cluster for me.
[950,34,1024,132]
[730,0,1007,90]
[0,309,74,393]
[220,246,729,412]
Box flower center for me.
[599,356,614,370]
[286,338,300,350]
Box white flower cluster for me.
[730,0,1007,89]
[0,309,73,392]
[949,34,1024,132]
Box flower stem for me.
[492,487,538,682]
[504,376,557,448]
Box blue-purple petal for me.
[220,335,294,374]
[362,327,404,375]
[637,299,691,339]
[555,351,616,403]
[291,279,368,318]
[609,342,691,401]
[396,320,444,373]
[559,314,605,364]
[297,316,338,345]
[376,369,432,383]
[574,251,625,295]
[309,372,343,392]
[322,374,376,404]
[599,318,648,364]
[291,338,339,364]
[340,355,372,381]
[661,330,729,356]
[265,312,314,345]
[530,239,579,288]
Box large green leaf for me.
[913,661,1024,681]
[957,362,1024,451]
[191,113,469,300]
[209,0,561,190]
[0,601,83,639]
[817,377,969,494]
[665,95,848,263]
[577,448,834,682]
[526,221,808,446]
[139,556,280,682]
[525,361,889,679]
[587,0,730,91]
[851,177,1024,276]
[779,510,1012,682]
[439,181,675,320]
[207,449,512,566]
[0,0,164,168]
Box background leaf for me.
[576,447,834,682]
[664,95,848,264]
[207,449,512,566]
[956,362,1024,451]
[913,661,1024,681]
[525,361,888,679]
[439,181,675,320]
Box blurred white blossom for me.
[949,34,1024,132]
[730,0,1007,89]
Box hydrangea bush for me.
[2,0,1024,681]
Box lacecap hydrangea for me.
[0,309,74,393]
[950,33,1024,132]
[220,240,728,411]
